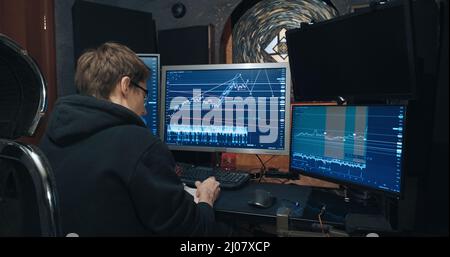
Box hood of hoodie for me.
[46,94,145,146]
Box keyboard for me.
[176,163,250,189]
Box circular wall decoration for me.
[232,0,337,63]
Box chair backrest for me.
[0,33,47,140]
[0,140,61,236]
[0,33,60,237]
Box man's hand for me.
[195,177,220,207]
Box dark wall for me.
[417,0,448,235]
[398,0,449,236]
[54,0,353,97]
[54,0,241,97]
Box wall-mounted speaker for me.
[158,25,214,66]
[72,0,157,61]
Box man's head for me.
[75,42,150,116]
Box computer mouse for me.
[247,189,276,208]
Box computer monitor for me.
[289,105,406,195]
[138,54,160,136]
[161,62,291,155]
[286,0,416,101]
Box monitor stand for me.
[340,185,379,208]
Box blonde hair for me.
[75,42,150,99]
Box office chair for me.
[0,33,61,236]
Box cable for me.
[255,154,267,171]
[318,213,325,234]
[263,155,286,179]
[303,203,341,219]
[256,154,267,183]
[318,205,330,237]
[263,155,277,167]
[318,206,325,234]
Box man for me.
[40,42,231,236]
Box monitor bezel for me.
[160,62,291,155]
[137,53,160,136]
[288,103,407,197]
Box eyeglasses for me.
[130,80,148,102]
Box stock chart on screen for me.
[162,63,290,154]
[290,105,405,194]
[138,54,160,136]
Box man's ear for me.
[119,76,131,96]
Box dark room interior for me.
[0,0,448,242]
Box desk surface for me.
[215,182,377,229]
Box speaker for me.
[158,25,214,66]
[158,25,216,165]
[72,0,157,61]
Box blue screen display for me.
[290,105,405,194]
[139,54,159,136]
[163,64,289,153]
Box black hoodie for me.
[40,95,229,236]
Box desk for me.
[215,182,379,235]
